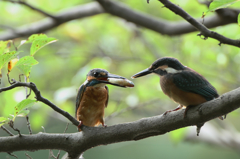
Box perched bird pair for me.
[76,57,221,130]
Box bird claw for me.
[163,110,171,116]
[78,121,82,130]
[163,105,183,116]
[102,124,107,128]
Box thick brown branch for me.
[0,82,79,127]
[0,87,240,159]
[0,1,239,40]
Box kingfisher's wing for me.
[75,83,87,117]
[105,86,109,107]
[173,69,219,101]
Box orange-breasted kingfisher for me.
[132,57,223,119]
[76,68,134,130]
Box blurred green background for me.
[0,0,240,158]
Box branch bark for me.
[1,87,240,159]
[0,1,239,40]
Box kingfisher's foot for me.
[183,107,190,119]
[102,124,107,128]
[78,121,82,130]
[163,105,183,116]
[163,110,171,115]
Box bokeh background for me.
[0,0,240,158]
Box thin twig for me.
[1,0,57,19]
[0,82,79,126]
[24,76,33,134]
[7,74,16,85]
[157,0,240,47]
[12,40,18,51]
[1,126,14,136]
[9,121,21,136]
[49,150,57,159]
[26,88,32,98]
[26,115,32,135]
[25,153,33,159]
[19,74,24,82]
[41,126,46,132]
[7,152,18,159]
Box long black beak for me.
[131,68,152,79]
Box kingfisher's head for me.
[132,57,186,78]
[86,68,133,87]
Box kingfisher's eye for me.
[93,72,99,77]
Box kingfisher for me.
[76,68,134,131]
[132,57,223,119]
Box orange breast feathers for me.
[76,86,108,127]
[160,75,207,107]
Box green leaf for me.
[0,51,19,69]
[209,0,240,12]
[203,0,240,17]
[25,33,57,56]
[0,117,9,126]
[0,40,10,55]
[30,37,57,56]
[14,99,36,120]
[17,109,30,117]
[169,128,187,144]
[26,34,48,43]
[15,56,39,77]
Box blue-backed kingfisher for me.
[76,68,134,130]
[132,57,223,119]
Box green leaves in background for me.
[0,40,10,55]
[0,117,8,127]
[13,99,36,120]
[15,56,39,79]
[203,0,240,17]
[209,0,239,11]
[26,34,57,56]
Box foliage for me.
[0,0,240,159]
[203,0,240,23]
[0,33,56,126]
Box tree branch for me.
[1,0,57,19]
[0,87,240,159]
[157,0,240,47]
[0,1,239,40]
[97,0,239,38]
[0,82,79,127]
[0,2,104,40]
[1,126,14,136]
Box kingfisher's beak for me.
[131,68,152,79]
[99,73,134,87]
[107,73,126,79]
